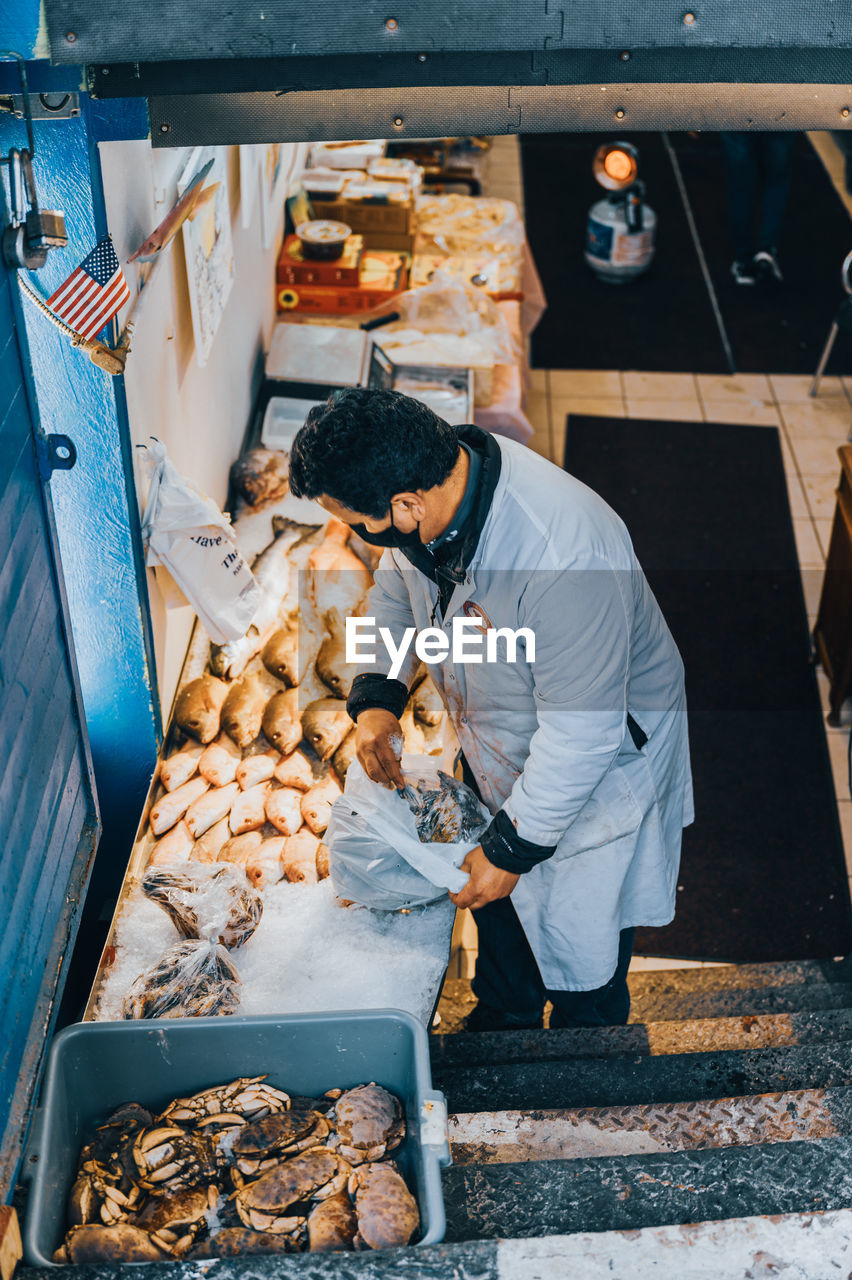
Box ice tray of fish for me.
[85,485,456,1025]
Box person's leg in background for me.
[753,132,797,282]
[467,896,546,1031]
[547,928,636,1029]
[720,131,760,283]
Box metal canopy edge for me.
[149,84,852,148]
[43,0,852,65]
[89,49,852,99]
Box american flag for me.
[47,237,131,340]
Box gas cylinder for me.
[585,190,657,284]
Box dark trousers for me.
[471,895,635,1028]
[720,130,797,263]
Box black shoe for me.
[462,1002,544,1033]
[731,259,756,285]
[753,248,783,284]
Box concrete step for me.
[433,1040,852,1113]
[431,1007,852,1070]
[449,1085,852,1164]
[441,1133,852,1242]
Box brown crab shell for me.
[306,1188,358,1252]
[54,1225,169,1264]
[333,1083,404,1163]
[191,1227,304,1257]
[234,1147,350,1229]
[349,1162,420,1250]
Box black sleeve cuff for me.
[480,808,557,874]
[346,673,409,724]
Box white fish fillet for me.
[229,783,271,835]
[236,748,280,790]
[199,732,242,787]
[282,828,320,883]
[300,774,341,836]
[185,782,240,839]
[265,786,304,836]
[189,815,232,863]
[273,749,314,791]
[148,820,194,865]
[159,742,205,792]
[149,775,210,836]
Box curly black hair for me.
[289,387,460,518]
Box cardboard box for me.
[276,233,364,286]
[277,252,409,314]
[311,193,415,239]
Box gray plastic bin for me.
[23,1009,450,1266]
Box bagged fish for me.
[326,756,489,911]
[122,940,241,1020]
[401,768,488,844]
[139,438,262,645]
[141,863,263,949]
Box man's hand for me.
[355,708,406,789]
[448,845,520,911]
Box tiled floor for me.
[447,134,852,984]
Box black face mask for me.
[350,510,423,550]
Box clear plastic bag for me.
[416,194,524,258]
[139,438,262,644]
[141,863,263,949]
[326,756,489,910]
[122,939,241,1020]
[390,270,516,365]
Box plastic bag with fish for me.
[122,939,241,1020]
[139,438,262,645]
[325,756,489,911]
[141,863,263,949]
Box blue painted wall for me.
[0,74,160,975]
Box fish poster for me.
[177,146,234,367]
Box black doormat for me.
[564,413,852,963]
[521,132,852,376]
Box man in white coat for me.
[290,389,693,1031]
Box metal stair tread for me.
[449,1084,852,1164]
[433,1039,852,1113]
[626,957,852,995]
[441,1132,852,1242]
[628,979,852,1022]
[430,1007,852,1069]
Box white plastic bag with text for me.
[139,439,261,644]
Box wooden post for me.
[0,1207,22,1280]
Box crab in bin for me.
[57,1075,419,1260]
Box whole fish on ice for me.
[174,674,229,744]
[209,516,321,679]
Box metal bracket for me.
[39,434,78,478]
[0,92,80,121]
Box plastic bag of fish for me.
[141,864,263,949]
[325,757,490,910]
[122,940,241,1020]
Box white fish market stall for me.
[6,1,852,1275]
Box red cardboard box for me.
[277,252,409,314]
[276,234,364,286]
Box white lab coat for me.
[361,435,694,991]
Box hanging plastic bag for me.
[326,756,489,910]
[141,863,263,950]
[122,939,241,1020]
[139,438,262,644]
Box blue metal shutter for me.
[0,252,100,1202]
